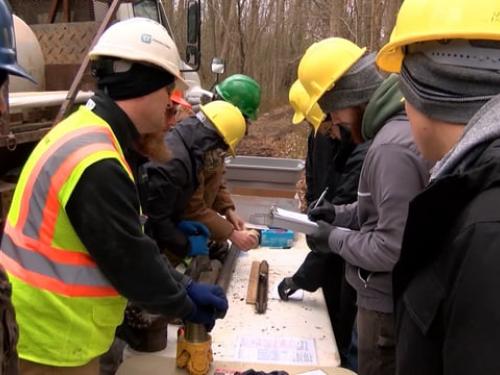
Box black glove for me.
[277,277,300,301]
[307,200,336,223]
[306,220,334,254]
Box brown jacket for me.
[182,161,235,242]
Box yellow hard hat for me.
[201,100,246,156]
[377,0,500,73]
[298,37,366,115]
[288,80,325,131]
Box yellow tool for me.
[176,326,213,375]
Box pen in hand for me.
[313,187,329,210]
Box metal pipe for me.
[216,245,240,293]
[185,256,223,343]
[255,260,269,314]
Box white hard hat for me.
[89,17,187,90]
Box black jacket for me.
[142,115,224,257]
[293,139,371,290]
[66,92,193,318]
[294,139,371,358]
[394,137,500,373]
[305,131,339,204]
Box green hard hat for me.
[215,74,261,121]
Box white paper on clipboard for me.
[269,207,318,234]
[269,207,353,235]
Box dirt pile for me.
[237,106,309,159]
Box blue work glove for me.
[307,200,336,223]
[184,281,229,331]
[177,220,210,236]
[187,281,228,317]
[306,220,334,254]
[184,304,218,331]
[177,221,210,257]
[186,235,209,257]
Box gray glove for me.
[307,200,336,223]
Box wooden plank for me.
[245,260,260,304]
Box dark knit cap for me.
[91,59,175,100]
[399,40,500,124]
[318,53,383,113]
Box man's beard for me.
[135,130,172,163]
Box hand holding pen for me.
[307,187,336,223]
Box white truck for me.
[0,0,206,227]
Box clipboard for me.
[269,206,319,235]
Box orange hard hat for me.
[170,90,192,109]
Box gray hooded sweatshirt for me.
[327,76,430,313]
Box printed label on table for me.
[234,336,317,365]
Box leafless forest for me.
[166,0,403,110]
[9,0,404,158]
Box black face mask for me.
[334,123,356,169]
[92,60,175,100]
[338,123,354,145]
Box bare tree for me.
[174,0,402,110]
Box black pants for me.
[357,307,395,375]
[292,252,357,364]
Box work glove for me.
[186,281,229,322]
[186,235,209,257]
[177,221,210,257]
[277,277,300,301]
[307,200,336,223]
[306,220,334,254]
[178,220,210,236]
[184,304,217,331]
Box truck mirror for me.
[211,58,225,75]
[185,0,201,71]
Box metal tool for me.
[176,327,213,375]
[177,244,240,375]
[255,260,269,314]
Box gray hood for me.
[431,94,500,180]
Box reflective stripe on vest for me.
[1,125,130,297]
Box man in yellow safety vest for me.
[0,17,228,374]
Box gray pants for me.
[357,307,395,375]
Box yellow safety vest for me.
[0,106,134,366]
